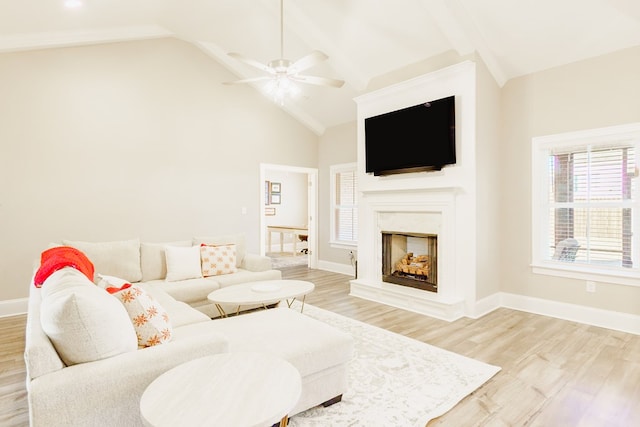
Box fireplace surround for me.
[350,61,481,321]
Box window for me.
[532,123,640,285]
[330,163,358,247]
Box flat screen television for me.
[364,95,456,176]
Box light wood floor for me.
[2,266,639,426]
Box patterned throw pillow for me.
[111,285,172,347]
[200,244,238,277]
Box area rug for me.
[288,303,501,427]
[267,252,308,269]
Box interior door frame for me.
[259,163,318,269]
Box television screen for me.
[364,95,456,176]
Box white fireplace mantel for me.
[350,61,478,321]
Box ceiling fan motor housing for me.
[268,58,294,73]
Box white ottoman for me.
[171,307,354,416]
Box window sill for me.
[330,241,357,250]
[531,262,640,287]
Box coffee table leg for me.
[285,295,307,313]
[215,304,227,318]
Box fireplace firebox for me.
[382,232,437,293]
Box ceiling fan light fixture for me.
[265,75,300,105]
[64,0,83,8]
[224,0,343,100]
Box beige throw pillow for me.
[62,238,142,283]
[193,234,246,267]
[201,244,238,277]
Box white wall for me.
[500,45,640,316]
[0,38,319,303]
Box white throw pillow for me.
[62,238,142,283]
[164,245,202,281]
[94,274,130,290]
[40,268,138,366]
[140,241,191,282]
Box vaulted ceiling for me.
[1,0,639,134]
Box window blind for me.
[335,170,358,242]
[547,144,636,268]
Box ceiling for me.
[1,0,639,134]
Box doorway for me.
[259,163,318,269]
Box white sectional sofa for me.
[24,235,354,426]
[61,235,282,318]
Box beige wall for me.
[475,57,502,301]
[0,38,318,302]
[500,46,640,315]
[318,121,357,267]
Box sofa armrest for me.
[28,331,228,427]
[241,253,273,272]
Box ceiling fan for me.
[223,0,345,96]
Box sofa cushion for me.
[165,245,202,282]
[200,244,238,277]
[111,285,173,347]
[138,284,211,327]
[193,234,246,267]
[140,240,191,281]
[142,277,221,305]
[212,268,282,288]
[39,268,138,366]
[62,238,142,283]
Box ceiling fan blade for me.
[290,50,328,73]
[223,76,272,85]
[290,74,345,88]
[227,52,273,74]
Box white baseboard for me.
[0,298,28,318]
[470,292,502,319]
[495,292,640,335]
[317,260,355,276]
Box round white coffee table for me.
[140,352,301,427]
[207,279,315,317]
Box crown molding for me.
[0,25,174,53]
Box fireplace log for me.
[395,253,430,278]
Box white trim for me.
[531,122,640,284]
[317,260,355,276]
[0,298,28,318]
[0,25,174,53]
[499,292,640,336]
[260,163,319,269]
[531,264,640,287]
[329,242,357,250]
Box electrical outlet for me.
[586,281,596,293]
